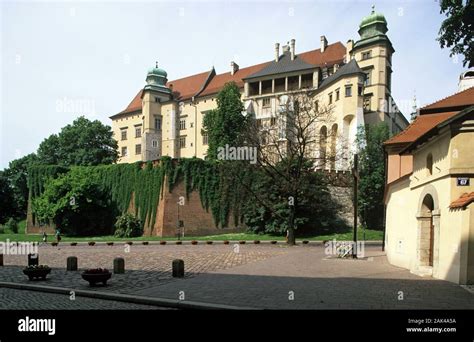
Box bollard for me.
[66,256,78,271]
[113,257,125,274]
[0,254,3,266]
[172,259,184,278]
[28,253,38,266]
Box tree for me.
[356,123,390,230]
[437,0,474,68]
[241,92,343,245]
[202,82,246,160]
[32,167,117,236]
[36,116,118,166]
[3,153,38,217]
[0,171,15,224]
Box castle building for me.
[110,8,408,166]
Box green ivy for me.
[28,157,244,232]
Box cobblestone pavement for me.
[0,288,164,309]
[0,244,288,294]
[1,244,473,309]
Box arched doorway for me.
[416,185,440,276]
[420,194,435,266]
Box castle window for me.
[328,93,333,104]
[361,51,372,60]
[152,140,158,148]
[345,85,352,97]
[154,117,162,130]
[179,136,186,148]
[363,95,371,112]
[426,153,433,176]
[179,119,186,130]
[202,132,208,145]
[335,89,340,101]
[135,126,142,138]
[270,117,276,126]
[121,146,128,157]
[262,98,271,108]
[135,144,141,155]
[364,70,371,86]
[120,129,127,141]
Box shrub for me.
[88,241,95,246]
[0,226,4,234]
[159,241,166,245]
[142,241,149,245]
[114,213,142,238]
[175,241,182,245]
[191,240,198,245]
[206,241,213,245]
[125,241,133,246]
[51,242,58,246]
[4,218,19,234]
[70,242,77,246]
[106,242,114,246]
[239,240,246,244]
[223,240,229,245]
[302,240,309,244]
[270,240,277,244]
[254,240,260,244]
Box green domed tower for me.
[349,6,408,135]
[353,5,393,52]
[144,62,172,95]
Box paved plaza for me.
[0,243,472,309]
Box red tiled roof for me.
[384,111,459,145]
[167,70,211,101]
[421,87,474,113]
[449,192,474,209]
[118,89,143,115]
[298,42,346,66]
[199,61,270,97]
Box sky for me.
[0,0,468,170]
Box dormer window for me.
[361,51,372,60]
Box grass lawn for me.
[0,228,383,242]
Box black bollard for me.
[66,256,78,271]
[113,257,125,274]
[172,259,184,278]
[28,253,38,266]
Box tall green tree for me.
[202,82,246,160]
[356,123,390,230]
[0,171,15,224]
[437,0,474,68]
[3,153,38,217]
[37,116,118,166]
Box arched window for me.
[319,126,327,168]
[426,153,433,176]
[330,124,338,169]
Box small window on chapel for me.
[426,153,433,176]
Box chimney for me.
[290,39,296,61]
[230,61,239,76]
[320,35,328,53]
[275,43,280,62]
[334,64,339,72]
[346,39,354,61]
[282,43,290,53]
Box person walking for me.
[55,228,61,244]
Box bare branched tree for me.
[240,91,348,245]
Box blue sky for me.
[0,0,467,169]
